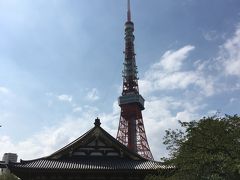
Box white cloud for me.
[57,94,73,103]
[203,30,221,41]
[230,98,236,103]
[0,98,108,160]
[220,24,240,76]
[137,44,219,158]
[153,45,195,72]
[138,31,240,158]
[72,107,82,112]
[0,86,10,94]
[86,88,99,101]
[139,45,215,96]
[0,113,98,160]
[142,97,201,159]
[175,110,197,122]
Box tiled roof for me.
[8,119,175,174]
[10,158,172,171]
[0,162,7,168]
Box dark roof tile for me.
[10,158,173,171]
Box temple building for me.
[7,119,173,180]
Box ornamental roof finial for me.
[94,117,101,127]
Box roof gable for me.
[48,118,144,161]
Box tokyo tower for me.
[116,0,154,160]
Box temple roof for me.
[8,118,172,171]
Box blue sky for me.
[0,0,240,160]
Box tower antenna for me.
[127,0,131,21]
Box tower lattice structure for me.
[116,0,154,160]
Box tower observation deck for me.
[116,0,153,160]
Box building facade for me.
[2,153,18,164]
[1,153,17,174]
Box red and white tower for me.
[116,0,154,160]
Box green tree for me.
[146,115,240,180]
[0,173,20,180]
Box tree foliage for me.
[147,115,240,180]
[0,173,20,180]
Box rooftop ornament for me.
[94,117,101,127]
